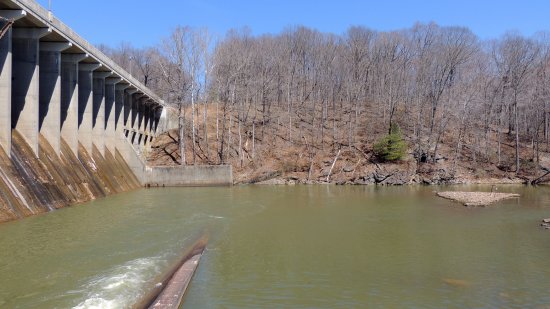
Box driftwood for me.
[326,149,341,182]
[531,167,550,185]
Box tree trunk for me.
[216,100,219,142]
[191,80,196,165]
[514,96,520,175]
[252,121,255,159]
[204,100,209,160]
[178,104,186,165]
[238,115,243,168]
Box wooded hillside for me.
[100,23,550,183]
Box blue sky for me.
[37,0,550,48]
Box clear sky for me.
[37,0,550,48]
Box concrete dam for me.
[0,0,232,223]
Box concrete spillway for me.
[0,0,233,223]
[0,0,164,223]
[0,132,141,222]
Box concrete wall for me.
[156,106,179,134]
[116,135,147,184]
[144,165,233,187]
[112,133,234,188]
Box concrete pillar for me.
[131,93,142,145]
[124,89,137,140]
[137,96,147,145]
[92,71,112,157]
[39,42,72,156]
[143,102,150,146]
[115,83,129,147]
[61,53,87,156]
[147,104,158,148]
[148,103,155,141]
[78,63,101,154]
[104,77,121,154]
[146,103,157,145]
[149,105,156,139]
[153,105,162,137]
[0,10,26,157]
[153,106,163,137]
[11,27,51,157]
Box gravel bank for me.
[436,191,520,206]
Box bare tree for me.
[493,33,540,174]
[92,21,550,182]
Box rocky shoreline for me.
[238,154,537,186]
[246,168,527,186]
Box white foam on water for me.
[73,256,165,309]
[208,215,225,219]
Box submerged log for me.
[442,278,470,288]
[148,253,203,308]
[436,191,520,206]
[133,233,208,309]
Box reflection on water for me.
[0,185,549,308]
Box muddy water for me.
[0,185,549,308]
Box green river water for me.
[0,185,549,308]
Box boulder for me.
[352,175,374,185]
[343,166,354,173]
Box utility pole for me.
[48,0,52,21]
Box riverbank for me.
[244,160,529,186]
[149,154,535,186]
[147,120,550,186]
